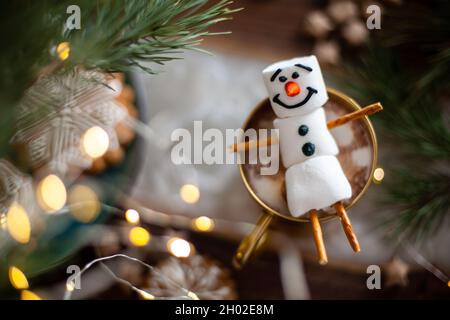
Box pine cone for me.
[145,255,237,300]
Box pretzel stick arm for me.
[231,102,382,152]
[327,102,383,129]
[230,136,278,152]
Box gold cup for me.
[233,87,378,269]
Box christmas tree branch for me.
[335,44,450,244]
[382,170,450,243]
[0,0,239,158]
[0,0,240,109]
[63,0,239,73]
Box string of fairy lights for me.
[63,254,200,300]
[7,169,448,300]
[0,54,219,298]
[7,200,209,300]
[3,144,216,300]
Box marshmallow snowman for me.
[262,55,352,217]
[262,56,328,118]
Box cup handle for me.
[233,212,274,269]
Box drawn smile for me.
[272,86,318,109]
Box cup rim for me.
[239,87,379,222]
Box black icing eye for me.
[279,76,287,83]
[292,72,299,79]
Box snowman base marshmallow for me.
[285,155,352,217]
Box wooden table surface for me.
[205,0,313,61]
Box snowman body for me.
[263,56,351,217]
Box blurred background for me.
[0,0,449,300]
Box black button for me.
[302,142,315,156]
[298,125,309,136]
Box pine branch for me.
[335,45,450,244]
[0,0,239,108]
[62,0,239,73]
[382,170,450,244]
[337,46,450,159]
[381,1,450,50]
[0,0,239,157]
[380,0,450,90]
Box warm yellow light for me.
[21,290,42,300]
[68,184,101,223]
[373,167,385,184]
[167,237,191,258]
[37,174,67,213]
[129,226,150,247]
[56,42,70,61]
[187,291,200,300]
[193,216,214,232]
[125,209,140,224]
[66,281,75,292]
[139,289,155,300]
[6,203,31,244]
[9,266,29,289]
[180,184,200,204]
[81,126,110,159]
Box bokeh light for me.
[167,237,192,258]
[138,289,155,300]
[129,226,150,247]
[81,126,110,159]
[180,184,200,204]
[68,184,101,223]
[373,167,385,184]
[193,216,214,232]
[9,266,29,289]
[108,79,123,96]
[125,209,140,224]
[37,174,67,213]
[20,290,41,300]
[187,291,200,300]
[56,42,70,61]
[66,280,75,292]
[6,203,31,244]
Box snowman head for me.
[262,55,328,118]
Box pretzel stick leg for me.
[327,102,383,129]
[334,202,361,252]
[310,209,328,265]
[230,136,278,153]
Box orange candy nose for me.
[285,81,301,97]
